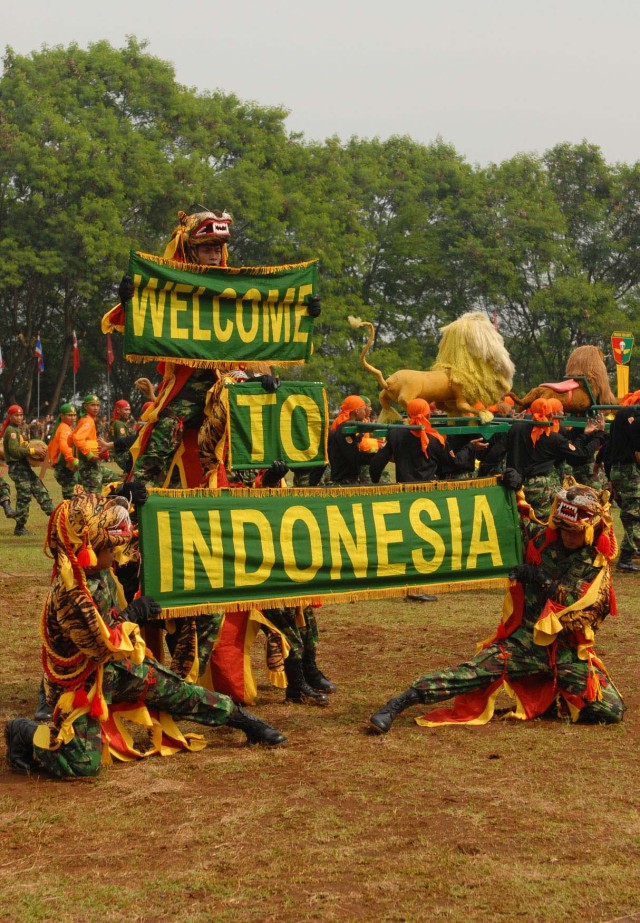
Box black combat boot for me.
[13,525,30,537]
[617,552,640,573]
[5,719,39,773]
[302,646,337,694]
[1,499,16,519]
[369,687,422,734]
[34,680,53,723]
[226,706,286,746]
[284,655,329,706]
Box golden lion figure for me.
[507,345,618,412]
[348,312,515,423]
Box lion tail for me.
[347,316,388,390]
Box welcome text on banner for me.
[139,480,523,617]
[123,252,318,367]
[225,381,328,469]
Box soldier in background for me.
[1,404,53,536]
[47,403,79,500]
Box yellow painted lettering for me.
[292,283,313,344]
[132,276,169,338]
[191,286,211,341]
[265,290,282,342]
[235,392,277,463]
[157,511,173,593]
[372,501,406,577]
[236,288,261,344]
[280,394,321,462]
[446,497,463,570]
[231,509,275,587]
[180,510,223,590]
[280,506,322,582]
[466,495,503,569]
[326,504,368,578]
[213,288,236,341]
[170,284,193,340]
[409,499,445,574]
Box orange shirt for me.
[71,415,98,459]
[47,422,76,465]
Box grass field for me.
[0,469,639,922]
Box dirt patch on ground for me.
[1,571,639,922]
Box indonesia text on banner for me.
[123,251,318,367]
[139,479,523,617]
[225,380,328,469]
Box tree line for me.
[1,38,638,416]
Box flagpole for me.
[37,364,40,420]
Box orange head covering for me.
[331,395,366,431]
[546,397,564,433]
[406,398,446,456]
[620,390,640,405]
[530,398,552,445]
[502,395,515,407]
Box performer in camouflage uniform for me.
[369,477,624,733]
[5,488,286,777]
[603,402,640,572]
[1,404,53,535]
[108,399,136,473]
[72,394,115,492]
[47,402,79,500]
[0,473,16,519]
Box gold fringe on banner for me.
[125,354,306,369]
[154,578,509,621]
[147,478,501,501]
[136,251,318,276]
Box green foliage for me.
[1,40,639,416]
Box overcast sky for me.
[4,0,639,166]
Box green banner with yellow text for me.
[139,480,522,617]
[123,251,318,367]
[226,381,328,469]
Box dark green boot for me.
[226,706,286,746]
[302,646,337,694]
[5,719,39,773]
[369,687,422,734]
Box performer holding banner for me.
[369,478,624,734]
[5,488,286,778]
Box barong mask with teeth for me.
[549,476,612,544]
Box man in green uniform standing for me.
[1,404,53,536]
[108,399,136,473]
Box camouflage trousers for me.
[133,399,203,485]
[0,474,12,505]
[609,462,640,557]
[165,613,225,679]
[6,461,54,529]
[33,656,235,778]
[112,448,133,475]
[411,629,625,723]
[521,471,561,540]
[53,460,79,500]
[558,461,603,490]
[264,605,319,661]
[77,456,116,493]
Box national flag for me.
[34,334,44,374]
[72,330,80,374]
[0,344,4,375]
[106,333,115,373]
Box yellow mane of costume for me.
[349,311,515,423]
